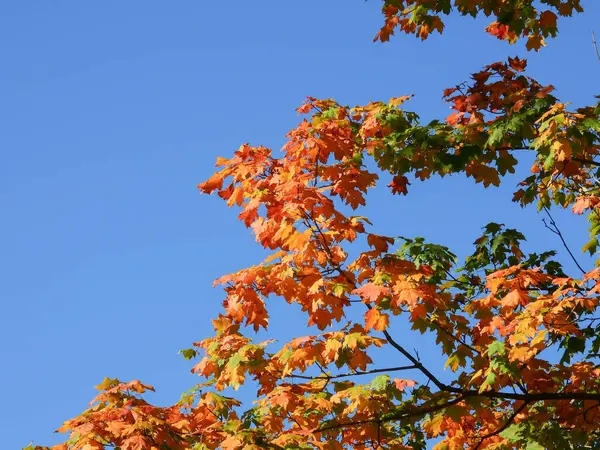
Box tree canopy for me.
[28,1,600,449]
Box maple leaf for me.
[539,10,558,29]
[367,233,394,253]
[347,349,372,371]
[351,283,390,304]
[509,346,533,362]
[444,353,462,372]
[270,391,295,409]
[286,229,312,251]
[465,163,500,187]
[392,280,422,307]
[364,308,389,332]
[507,56,527,72]
[198,172,224,193]
[526,34,546,51]
[388,95,412,107]
[393,378,417,391]
[485,22,511,41]
[552,139,572,161]
[410,303,428,321]
[388,174,410,195]
[501,289,529,308]
[296,101,314,115]
[94,377,120,391]
[221,435,243,450]
[423,413,445,437]
[121,436,152,450]
[572,196,599,214]
[487,316,506,335]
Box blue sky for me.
[1,2,598,448]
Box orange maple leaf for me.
[364,308,389,332]
[394,378,417,391]
[352,283,390,304]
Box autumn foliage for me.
[28,1,600,450]
[374,0,582,50]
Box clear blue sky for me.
[1,2,598,448]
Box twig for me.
[365,303,449,392]
[542,207,586,275]
[430,317,481,355]
[593,31,600,62]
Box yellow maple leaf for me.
[388,95,412,106]
[552,139,572,161]
[423,413,445,437]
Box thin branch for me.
[366,303,449,392]
[301,207,451,393]
[593,30,600,62]
[314,396,465,433]
[458,388,600,402]
[288,365,418,380]
[583,402,600,424]
[573,156,600,168]
[315,388,600,435]
[430,316,481,355]
[473,402,529,450]
[542,207,587,275]
[301,207,600,406]
[496,146,600,168]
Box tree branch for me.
[288,365,418,380]
[314,395,465,433]
[366,303,450,392]
[301,207,451,394]
[473,401,528,450]
[542,207,586,275]
[429,316,481,355]
[454,388,600,403]
[300,207,600,412]
[573,156,600,168]
[496,146,600,168]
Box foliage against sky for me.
[26,1,600,449]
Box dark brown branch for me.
[496,146,600,168]
[314,395,465,433]
[288,365,418,380]
[593,31,600,62]
[573,157,600,168]
[453,388,600,403]
[366,303,449,393]
[314,385,600,435]
[583,402,600,424]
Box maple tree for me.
[27,1,600,449]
